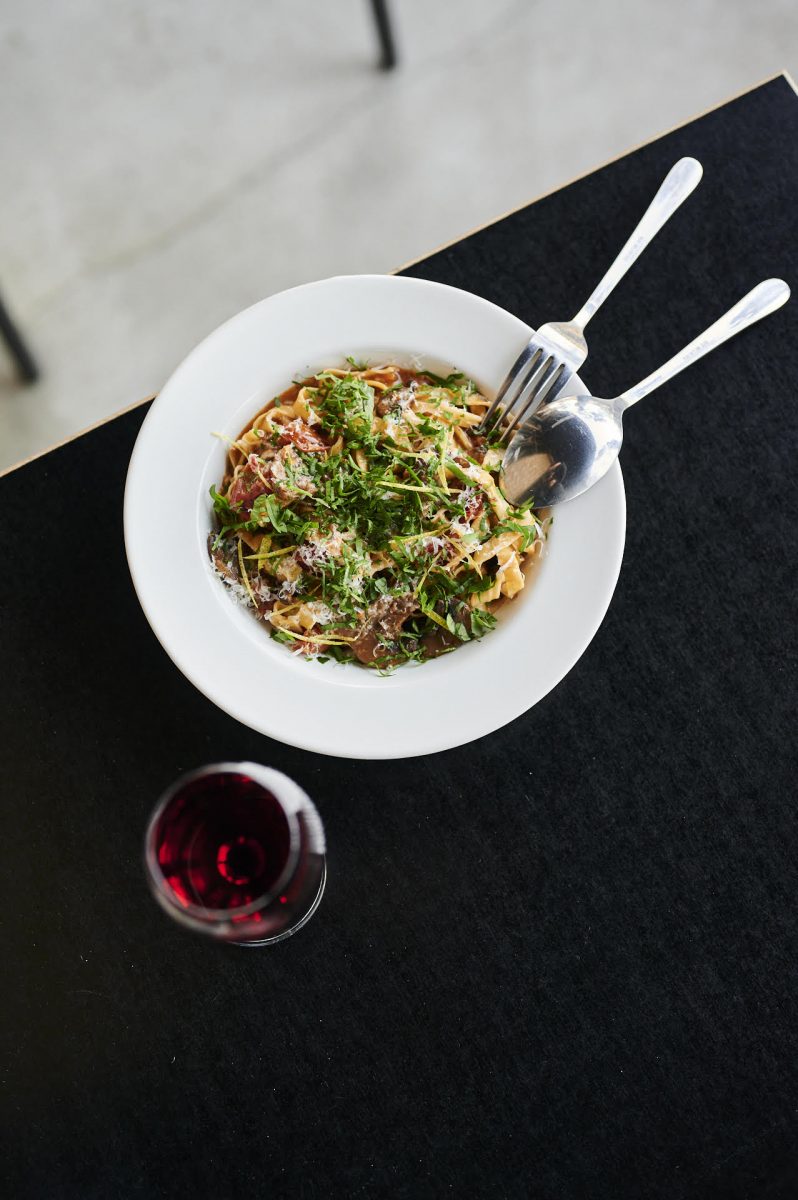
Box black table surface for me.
[3,77,798,1200]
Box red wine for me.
[153,772,293,912]
[145,763,326,945]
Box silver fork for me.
[481,156,703,443]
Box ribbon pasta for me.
[209,363,548,668]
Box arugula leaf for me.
[251,493,286,532]
[420,369,467,388]
[469,608,497,638]
[443,458,479,488]
[318,374,374,441]
[444,611,471,642]
[209,483,239,525]
[270,628,295,645]
[493,518,539,552]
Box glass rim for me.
[144,762,302,925]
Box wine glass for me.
[144,762,326,946]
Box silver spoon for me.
[500,278,790,508]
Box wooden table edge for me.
[1,68,793,484]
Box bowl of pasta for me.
[125,274,625,759]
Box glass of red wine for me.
[144,763,326,946]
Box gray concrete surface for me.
[0,0,795,468]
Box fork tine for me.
[500,359,565,443]
[481,344,543,433]
[528,359,565,410]
[490,355,553,443]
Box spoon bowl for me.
[501,393,624,507]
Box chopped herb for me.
[420,369,468,388]
[208,363,545,668]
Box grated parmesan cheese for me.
[449,519,476,540]
[303,600,336,626]
[213,564,253,607]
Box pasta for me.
[208,362,549,669]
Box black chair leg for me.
[0,292,39,383]
[369,0,397,69]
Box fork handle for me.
[571,157,703,330]
[619,279,790,408]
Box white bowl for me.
[124,275,625,759]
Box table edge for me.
[1,69,793,483]
[395,69,797,273]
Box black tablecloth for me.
[2,77,797,1199]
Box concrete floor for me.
[0,0,795,470]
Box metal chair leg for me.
[0,292,39,383]
[369,0,397,69]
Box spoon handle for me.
[619,278,790,409]
[571,157,703,330]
